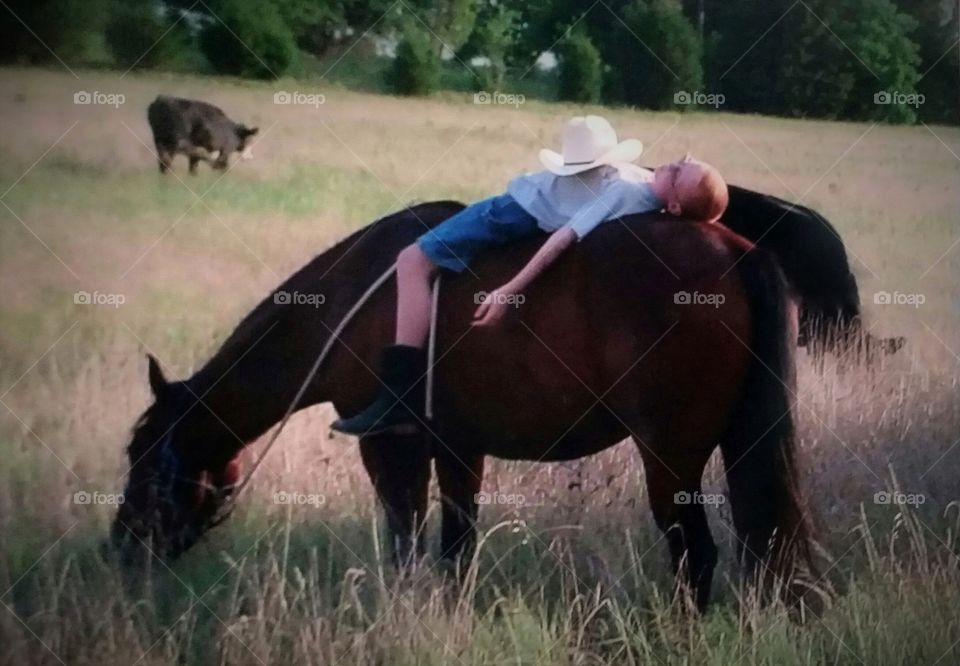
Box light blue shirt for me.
[506,164,662,240]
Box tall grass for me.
[1,66,959,665]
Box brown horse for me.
[111,202,813,611]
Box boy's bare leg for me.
[395,244,437,348]
[331,243,435,435]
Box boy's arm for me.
[472,226,576,327]
[474,185,638,326]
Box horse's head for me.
[111,355,241,563]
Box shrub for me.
[105,1,192,70]
[609,0,702,109]
[0,0,103,65]
[557,32,603,104]
[387,25,441,96]
[200,0,296,79]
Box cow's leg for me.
[358,432,431,567]
[156,145,173,174]
[435,451,484,577]
[637,445,718,612]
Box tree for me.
[459,0,522,90]
[778,0,921,123]
[0,0,105,65]
[200,0,297,79]
[705,0,795,114]
[387,22,441,95]
[893,0,958,124]
[557,31,603,103]
[606,0,703,109]
[275,0,344,58]
[105,0,193,70]
[400,0,478,57]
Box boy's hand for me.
[471,228,574,328]
[472,287,516,327]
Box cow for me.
[146,96,258,174]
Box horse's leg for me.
[435,451,484,576]
[358,432,431,567]
[638,446,718,612]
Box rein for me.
[210,264,442,524]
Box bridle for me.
[139,261,435,536]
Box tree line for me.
[1,0,956,124]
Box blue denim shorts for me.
[416,194,542,272]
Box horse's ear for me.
[147,354,169,398]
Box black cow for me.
[146,96,258,174]
[720,185,904,358]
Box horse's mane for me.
[192,200,466,385]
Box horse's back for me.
[432,216,757,460]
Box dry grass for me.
[1,66,959,665]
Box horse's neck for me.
[186,248,390,455]
[184,202,464,456]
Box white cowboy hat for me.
[539,115,643,176]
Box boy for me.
[332,115,728,436]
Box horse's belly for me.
[483,430,624,461]
[440,401,631,462]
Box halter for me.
[152,391,209,506]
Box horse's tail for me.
[721,246,815,595]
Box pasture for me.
[1,66,959,665]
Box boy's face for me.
[652,155,706,215]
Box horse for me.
[111,202,814,611]
[721,185,904,359]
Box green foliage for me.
[709,0,922,123]
[556,31,603,104]
[0,0,106,65]
[607,0,703,109]
[401,0,478,56]
[893,0,958,124]
[104,1,194,71]
[706,0,794,114]
[0,0,946,125]
[200,0,296,79]
[275,0,344,58]
[779,0,921,123]
[274,0,396,59]
[460,1,523,91]
[387,24,441,96]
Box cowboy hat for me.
[539,115,643,176]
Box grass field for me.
[1,66,960,665]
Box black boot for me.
[331,345,426,436]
